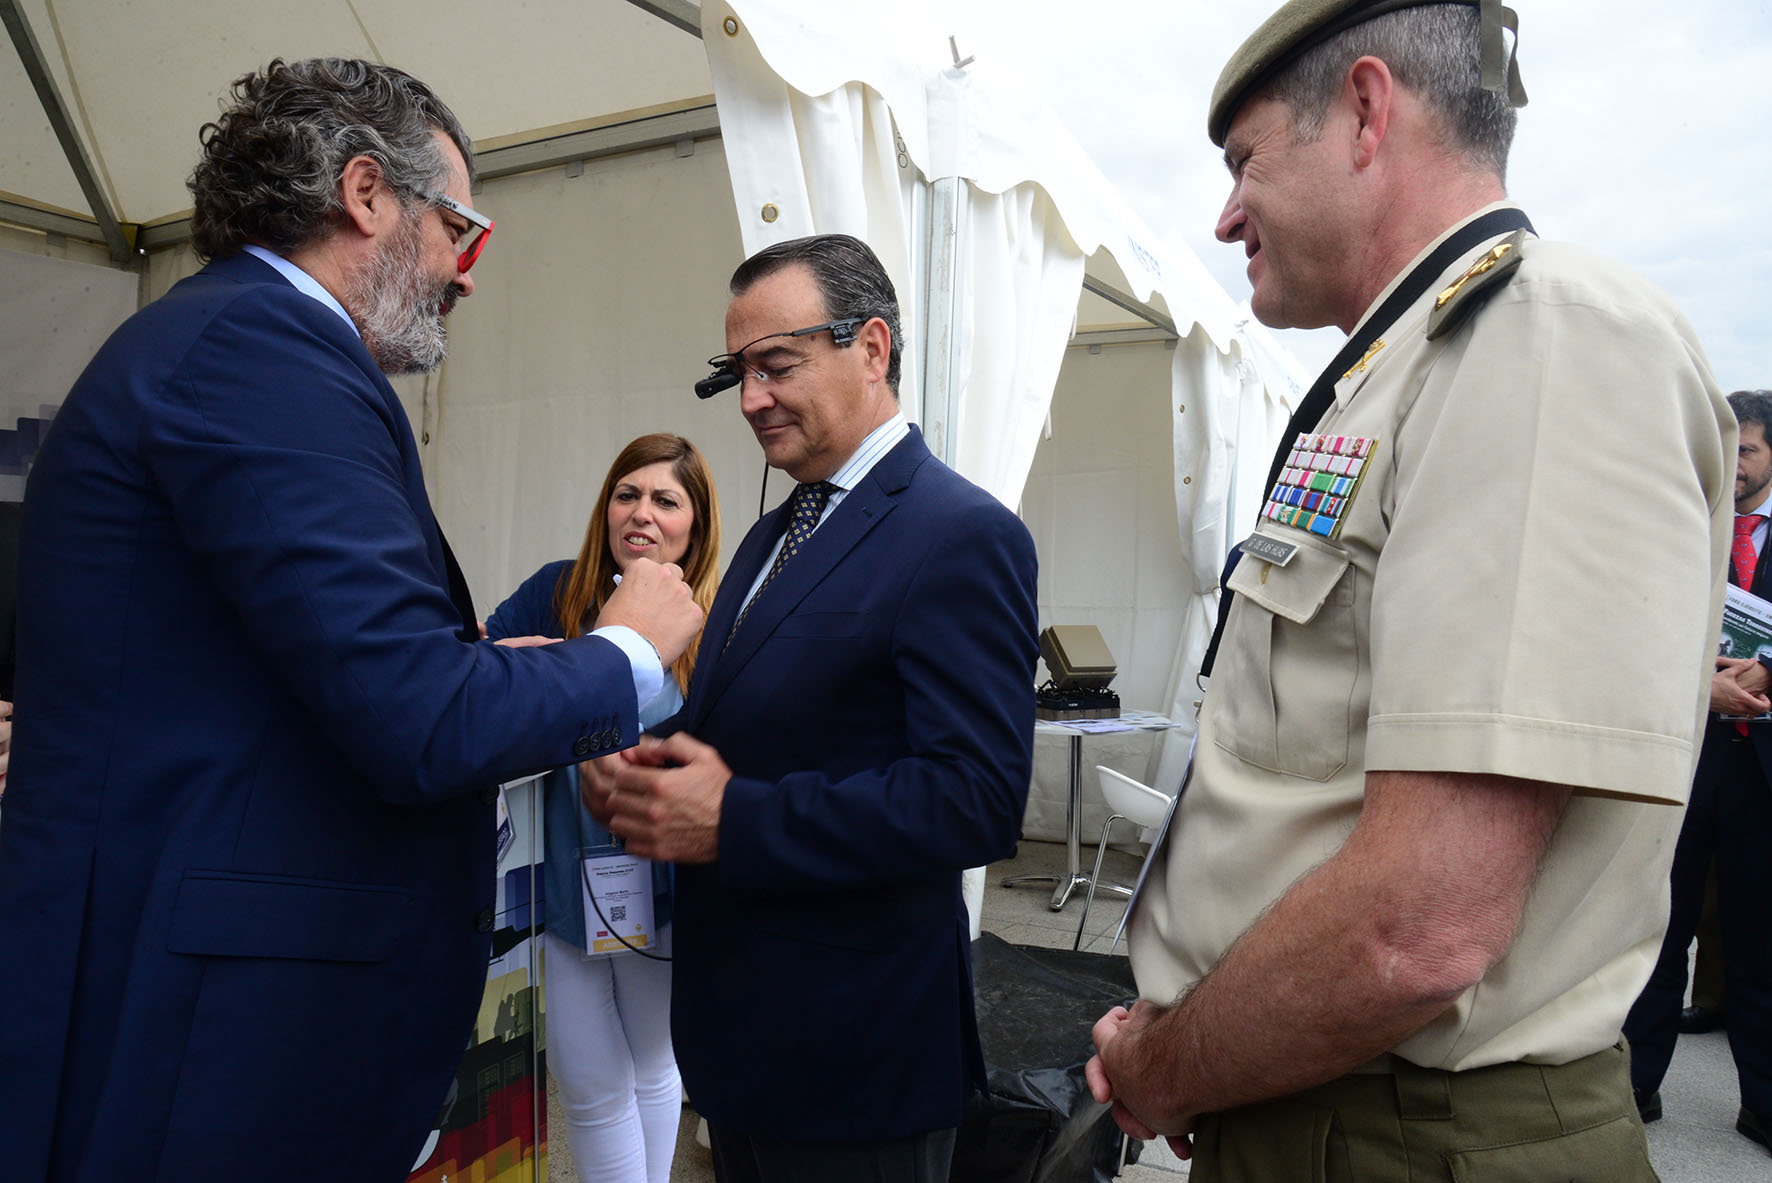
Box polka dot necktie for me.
[726,481,837,649]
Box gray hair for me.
[1730,390,1772,437]
[188,58,473,262]
[729,234,904,396]
[1260,4,1516,182]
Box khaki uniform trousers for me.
[1188,1041,1658,1183]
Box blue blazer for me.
[662,427,1038,1141]
[0,252,640,1182]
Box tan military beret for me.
[1208,0,1525,146]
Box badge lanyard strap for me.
[577,775,671,962]
[1198,206,1535,678]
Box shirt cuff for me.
[591,625,664,713]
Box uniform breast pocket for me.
[1215,536,1359,781]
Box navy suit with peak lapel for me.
[659,425,1038,1143]
[1625,514,1772,1120]
[0,251,641,1182]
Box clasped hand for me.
[1086,1000,1196,1159]
[577,733,729,863]
[1711,655,1771,717]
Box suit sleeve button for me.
[573,735,593,757]
[475,908,495,933]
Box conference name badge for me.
[1260,433,1377,541]
[582,850,657,957]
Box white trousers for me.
[543,932,680,1183]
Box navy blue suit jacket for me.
[0,252,639,1181]
[663,427,1037,1141]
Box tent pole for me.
[919,176,966,466]
[619,0,703,38]
[1081,274,1177,337]
[0,0,132,264]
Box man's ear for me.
[337,154,390,239]
[1345,56,1394,170]
[858,316,892,386]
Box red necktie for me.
[1733,514,1765,588]
[1733,514,1766,733]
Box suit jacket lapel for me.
[683,497,790,727]
[688,429,931,727]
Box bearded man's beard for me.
[346,208,460,376]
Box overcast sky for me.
[944,0,1772,390]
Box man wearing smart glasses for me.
[590,233,1039,1182]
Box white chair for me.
[1073,766,1172,951]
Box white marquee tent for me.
[0,0,1304,918]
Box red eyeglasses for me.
[416,188,494,274]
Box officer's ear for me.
[1344,55,1395,170]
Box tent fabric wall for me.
[1023,340,1188,718]
[0,247,137,500]
[0,0,717,225]
[952,185,1086,506]
[705,0,1088,510]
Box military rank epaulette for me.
[1426,228,1528,341]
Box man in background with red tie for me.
[1625,388,1772,1155]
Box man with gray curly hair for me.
[0,58,701,1181]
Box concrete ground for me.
[548,839,1766,1182]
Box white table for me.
[1001,711,1178,910]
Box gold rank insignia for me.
[1259,432,1377,540]
[1427,228,1528,341]
[1342,338,1385,378]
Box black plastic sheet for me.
[954,933,1144,1183]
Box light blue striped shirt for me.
[739,411,912,613]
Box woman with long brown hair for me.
[485,432,719,1183]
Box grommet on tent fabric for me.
[760,203,778,223]
[723,16,739,36]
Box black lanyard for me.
[1199,207,1536,677]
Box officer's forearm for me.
[1103,769,1569,1132]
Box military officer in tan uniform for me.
[1086,2,1734,1178]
